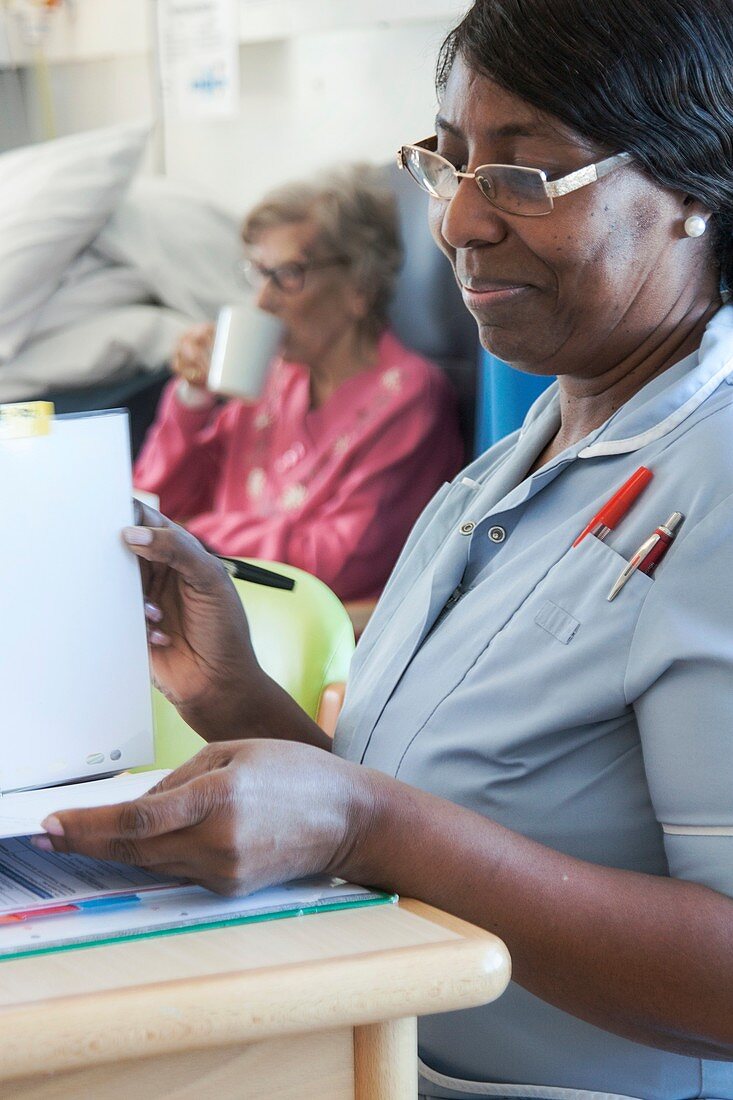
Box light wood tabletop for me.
[0,898,511,1099]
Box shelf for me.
[0,1,151,66]
[238,0,468,41]
[0,0,467,67]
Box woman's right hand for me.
[38,737,379,896]
[171,322,216,390]
[126,502,260,738]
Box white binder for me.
[0,408,155,801]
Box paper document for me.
[0,770,169,839]
[156,0,240,119]
[0,832,182,915]
[0,876,396,960]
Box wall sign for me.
[156,0,240,119]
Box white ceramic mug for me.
[206,302,283,400]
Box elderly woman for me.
[40,0,733,1095]
[134,165,463,601]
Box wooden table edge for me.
[0,899,510,1082]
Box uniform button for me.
[488,525,506,543]
[459,521,475,535]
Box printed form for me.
[0,836,181,916]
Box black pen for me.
[217,556,295,591]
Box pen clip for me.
[606,533,660,602]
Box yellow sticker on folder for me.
[0,402,54,439]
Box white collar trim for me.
[579,353,733,458]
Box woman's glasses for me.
[397,136,631,216]
[237,257,348,295]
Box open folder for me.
[0,837,394,961]
[0,403,392,958]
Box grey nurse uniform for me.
[334,305,733,1100]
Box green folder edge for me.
[0,891,398,963]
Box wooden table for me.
[0,899,510,1099]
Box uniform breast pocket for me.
[473,533,655,725]
[531,533,653,641]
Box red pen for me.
[607,512,684,601]
[573,466,653,547]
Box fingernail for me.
[149,629,170,646]
[123,526,153,546]
[144,602,163,622]
[41,815,64,837]
[31,836,54,852]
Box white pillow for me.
[0,305,190,403]
[33,250,151,339]
[94,175,244,320]
[0,122,149,362]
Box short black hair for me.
[438,0,733,289]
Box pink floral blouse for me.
[134,330,464,600]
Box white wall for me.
[21,53,160,171]
[164,21,450,213]
[13,13,457,217]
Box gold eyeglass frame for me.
[397,136,631,216]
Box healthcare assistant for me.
[336,306,733,1097]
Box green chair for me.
[148,559,355,771]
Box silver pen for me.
[607,512,684,601]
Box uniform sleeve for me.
[187,370,464,601]
[625,491,733,897]
[133,380,234,520]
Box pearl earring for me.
[684,215,707,238]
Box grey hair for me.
[241,164,402,341]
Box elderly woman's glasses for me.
[397,137,631,216]
[237,257,348,295]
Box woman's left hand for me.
[36,740,377,896]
